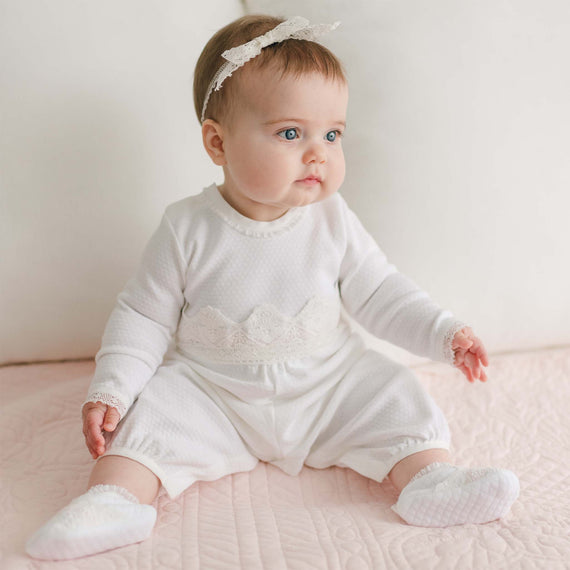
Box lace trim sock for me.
[26,484,157,561]
[392,463,520,527]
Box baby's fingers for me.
[452,329,474,351]
[470,336,489,367]
[84,413,106,458]
[465,351,486,382]
[103,406,121,432]
[457,363,475,383]
[454,349,465,368]
[82,403,109,457]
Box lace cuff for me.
[83,392,129,419]
[442,321,468,366]
[88,484,140,504]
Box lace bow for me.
[222,17,338,66]
[201,16,340,123]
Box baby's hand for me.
[82,402,121,459]
[452,327,489,383]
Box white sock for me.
[26,484,157,560]
[392,462,520,527]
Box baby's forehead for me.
[243,76,346,126]
[236,65,348,106]
[241,62,347,88]
[218,63,348,129]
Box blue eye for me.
[326,130,340,142]
[278,128,298,140]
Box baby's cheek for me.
[330,152,346,188]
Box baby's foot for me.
[26,484,156,560]
[391,462,519,527]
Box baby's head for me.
[193,15,349,221]
[193,15,347,127]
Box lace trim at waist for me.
[176,296,343,364]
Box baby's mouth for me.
[297,175,322,185]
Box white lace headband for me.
[200,16,340,123]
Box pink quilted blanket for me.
[2,347,569,569]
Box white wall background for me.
[246,0,570,363]
[1,0,569,365]
[0,0,242,364]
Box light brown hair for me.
[193,15,347,125]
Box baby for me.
[26,15,519,560]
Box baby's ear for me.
[202,119,226,166]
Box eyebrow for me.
[263,118,347,128]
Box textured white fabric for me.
[102,334,450,498]
[25,485,157,560]
[80,184,464,498]
[85,184,464,420]
[392,463,520,527]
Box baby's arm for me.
[452,327,489,383]
[337,198,463,364]
[84,211,187,420]
[336,195,486,367]
[82,402,121,459]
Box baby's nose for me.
[303,142,326,164]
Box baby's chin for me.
[290,185,338,205]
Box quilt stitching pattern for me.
[1,348,569,569]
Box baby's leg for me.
[305,347,519,527]
[388,448,452,492]
[88,455,160,504]
[26,456,159,560]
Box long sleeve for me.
[84,213,187,418]
[337,196,465,364]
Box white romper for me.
[85,184,463,499]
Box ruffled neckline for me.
[202,184,305,237]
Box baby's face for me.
[218,66,348,221]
